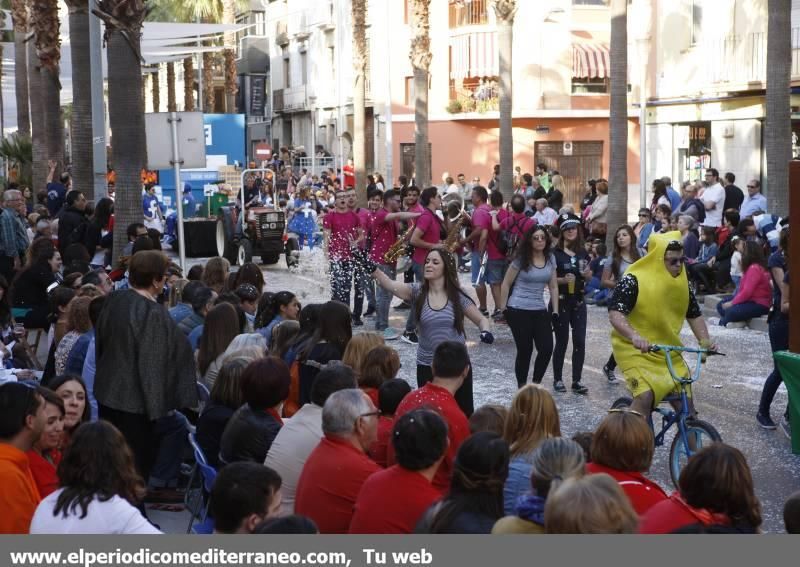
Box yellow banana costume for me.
[611,231,691,404]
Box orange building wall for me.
[391,117,641,186]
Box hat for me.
[557,213,581,230]
[183,182,192,193]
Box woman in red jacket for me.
[639,444,762,533]
[586,410,667,515]
[716,241,771,326]
[27,388,65,498]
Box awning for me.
[572,42,610,79]
[449,31,498,80]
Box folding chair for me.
[185,432,217,534]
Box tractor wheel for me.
[285,237,300,269]
[237,239,254,266]
[262,253,280,265]
[216,211,237,264]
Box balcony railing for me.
[699,29,800,85]
[283,85,308,111]
[449,0,490,29]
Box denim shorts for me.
[485,259,507,285]
[471,251,486,286]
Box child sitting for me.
[369,379,412,467]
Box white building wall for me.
[645,123,675,187]
[710,119,761,187]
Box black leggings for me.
[505,307,554,388]
[552,299,587,385]
[417,364,474,417]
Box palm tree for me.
[65,0,95,200]
[606,0,628,241]
[409,0,432,187]
[10,0,31,138]
[167,62,177,112]
[152,69,160,112]
[352,0,367,203]
[184,57,196,111]
[93,0,149,265]
[0,133,33,186]
[494,0,516,201]
[203,52,215,111]
[222,0,237,113]
[30,0,64,180]
[766,0,791,213]
[26,33,46,194]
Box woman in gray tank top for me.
[600,225,641,382]
[498,225,559,388]
[371,248,492,416]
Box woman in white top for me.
[30,421,160,534]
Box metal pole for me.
[639,40,648,210]
[311,104,316,176]
[196,16,203,112]
[169,112,187,272]
[385,0,393,185]
[90,6,107,199]
[336,0,344,178]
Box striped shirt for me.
[410,283,475,366]
[0,208,28,258]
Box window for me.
[692,1,703,45]
[571,77,609,94]
[328,46,336,78]
[282,46,291,88]
[254,12,266,36]
[405,77,414,106]
[448,0,489,28]
[300,51,307,86]
[572,0,607,5]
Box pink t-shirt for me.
[323,210,361,261]
[500,212,536,238]
[412,209,444,265]
[355,208,371,250]
[369,208,398,264]
[472,204,504,261]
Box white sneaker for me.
[383,328,401,341]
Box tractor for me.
[216,169,300,268]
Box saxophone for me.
[445,213,466,252]
[383,228,410,263]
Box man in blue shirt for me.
[740,180,768,218]
[182,183,197,218]
[0,190,29,283]
[46,160,71,216]
[661,176,682,212]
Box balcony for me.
[448,0,491,29]
[279,85,307,112]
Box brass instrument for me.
[383,228,411,263]
[442,193,466,252]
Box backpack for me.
[498,216,524,258]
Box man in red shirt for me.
[389,341,471,493]
[462,186,492,314]
[295,389,381,533]
[404,186,446,344]
[348,187,377,326]
[323,191,364,307]
[343,159,355,189]
[396,186,424,310]
[350,409,447,534]
[370,190,422,340]
[0,383,46,534]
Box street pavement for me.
[166,249,799,533]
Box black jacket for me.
[219,404,282,464]
[95,290,198,420]
[196,403,235,469]
[11,261,57,310]
[547,188,564,211]
[57,206,88,253]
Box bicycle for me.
[611,344,724,488]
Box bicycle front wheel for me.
[669,418,722,488]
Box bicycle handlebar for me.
[648,344,726,356]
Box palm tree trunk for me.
[494,1,516,202]
[410,0,431,188]
[94,0,148,265]
[152,68,160,112]
[27,39,46,194]
[167,61,177,112]
[184,57,195,111]
[203,52,215,111]
[352,0,367,203]
[766,0,791,213]
[67,0,94,200]
[222,0,238,113]
[31,0,64,180]
[607,0,628,243]
[11,0,31,138]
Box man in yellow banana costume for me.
[609,231,717,417]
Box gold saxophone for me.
[445,213,466,252]
[383,228,410,263]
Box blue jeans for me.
[149,411,191,488]
[375,264,395,331]
[758,313,790,418]
[330,259,353,306]
[716,300,769,326]
[405,262,425,333]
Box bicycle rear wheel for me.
[669,418,722,488]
